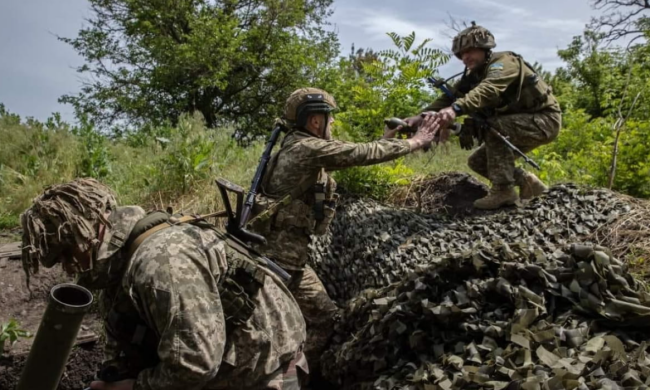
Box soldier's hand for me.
[90,379,135,390]
[407,114,440,151]
[433,107,456,129]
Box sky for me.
[0,0,599,124]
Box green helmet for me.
[284,88,337,128]
[452,22,496,59]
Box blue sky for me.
[0,0,598,123]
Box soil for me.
[0,344,104,390]
[0,252,104,389]
[389,171,493,217]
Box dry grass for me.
[590,193,650,276]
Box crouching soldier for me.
[21,178,308,390]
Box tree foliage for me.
[60,0,338,134]
[319,32,450,197]
[535,29,650,197]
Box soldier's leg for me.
[467,144,489,179]
[264,352,309,390]
[287,265,340,371]
[475,111,561,209]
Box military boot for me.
[516,171,548,200]
[473,185,518,210]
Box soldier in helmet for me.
[21,178,308,390]
[404,22,562,209]
[247,88,441,375]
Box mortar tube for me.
[17,283,94,390]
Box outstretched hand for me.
[432,107,456,129]
[407,114,440,151]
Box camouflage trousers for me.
[468,110,561,187]
[262,352,309,390]
[287,265,340,371]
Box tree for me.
[589,0,650,43]
[60,0,338,134]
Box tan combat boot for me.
[473,186,518,210]
[517,171,548,200]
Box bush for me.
[1,319,31,355]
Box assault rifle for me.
[426,75,541,170]
[215,124,291,282]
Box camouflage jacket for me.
[426,51,560,116]
[94,207,306,390]
[249,130,411,270]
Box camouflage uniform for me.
[426,24,562,207]
[249,107,411,368]
[21,179,307,390]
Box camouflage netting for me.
[310,181,631,303]
[309,174,650,389]
[321,242,650,390]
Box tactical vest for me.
[248,132,339,237]
[457,51,558,116]
[98,211,272,381]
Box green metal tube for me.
[17,283,94,390]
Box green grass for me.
[402,142,477,180]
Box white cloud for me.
[336,8,448,48]
[456,0,530,17]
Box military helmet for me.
[284,88,337,128]
[452,22,496,59]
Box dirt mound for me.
[388,172,489,217]
[0,344,104,389]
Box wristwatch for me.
[451,103,463,115]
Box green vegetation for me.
[0,319,31,354]
[60,0,338,133]
[2,1,650,228]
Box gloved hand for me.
[458,126,474,150]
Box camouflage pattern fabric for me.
[21,179,308,390]
[287,266,341,369]
[426,51,560,117]
[249,129,410,373]
[252,129,411,270]
[263,352,308,390]
[467,110,561,187]
[117,216,307,390]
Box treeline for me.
[1,0,650,229]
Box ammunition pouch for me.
[249,170,339,237]
[219,250,267,326]
[314,194,339,235]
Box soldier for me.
[405,23,562,209]
[247,88,440,374]
[20,178,307,390]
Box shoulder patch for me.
[489,63,504,70]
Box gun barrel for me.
[17,283,94,390]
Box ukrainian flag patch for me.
[489,63,504,70]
